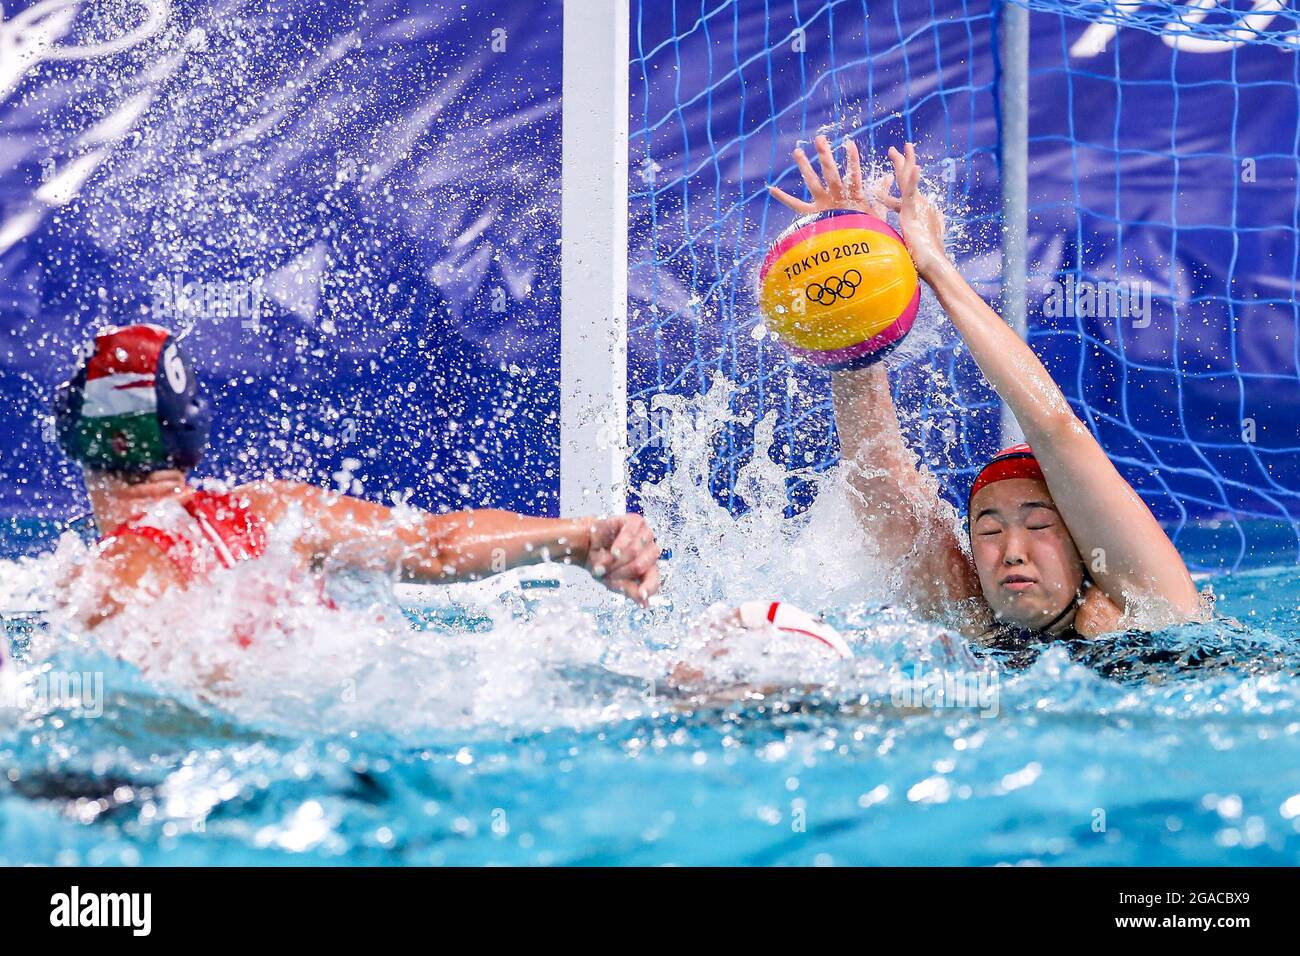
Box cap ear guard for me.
[52,368,88,463]
[154,338,211,471]
[160,393,211,471]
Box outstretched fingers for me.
[904,143,922,192]
[773,134,896,217]
[886,145,907,186]
[871,172,900,211]
[767,184,816,214]
[813,134,843,193]
[793,147,827,199]
[888,143,921,197]
[845,138,864,198]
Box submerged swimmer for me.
[52,324,662,633]
[769,138,1203,643]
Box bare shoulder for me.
[230,479,345,528]
[231,478,317,506]
[80,533,184,630]
[1076,579,1210,638]
[98,533,182,587]
[1073,585,1125,637]
[234,479,377,511]
[230,479,405,566]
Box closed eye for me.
[1024,507,1058,531]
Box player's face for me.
[969,478,1085,631]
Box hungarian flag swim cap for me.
[968,443,1045,503]
[53,324,211,474]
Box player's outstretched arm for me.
[878,143,1199,618]
[239,481,661,606]
[769,135,980,617]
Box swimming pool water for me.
[3,519,1300,867]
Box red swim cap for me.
[968,443,1045,502]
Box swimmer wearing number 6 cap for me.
[51,324,664,637]
[770,135,1204,644]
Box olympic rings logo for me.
[805,269,861,306]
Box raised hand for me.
[584,513,661,607]
[768,134,892,219]
[875,142,951,281]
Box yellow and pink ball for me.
[758,209,920,369]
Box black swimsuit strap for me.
[988,592,1082,646]
[1039,595,1080,635]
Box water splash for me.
[1,365,990,740]
[636,371,883,614]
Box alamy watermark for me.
[50,886,150,936]
[890,662,999,717]
[2,668,105,717]
[150,272,265,331]
[592,400,678,456]
[1041,274,1153,328]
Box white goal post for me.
[559,0,630,519]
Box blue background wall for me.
[1,0,563,521]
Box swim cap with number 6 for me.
[758,209,920,369]
[53,323,211,474]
